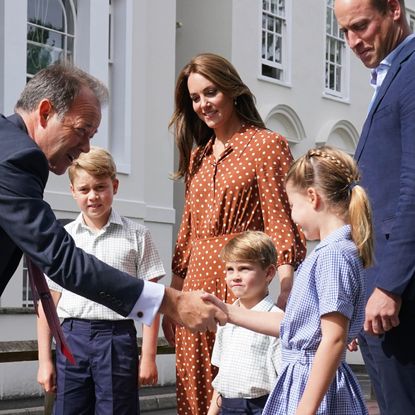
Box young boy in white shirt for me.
[208,231,281,415]
[36,146,165,414]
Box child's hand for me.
[139,356,158,386]
[37,361,56,393]
[347,338,359,352]
[200,291,229,324]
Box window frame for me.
[407,8,415,32]
[258,0,291,86]
[323,0,350,101]
[26,0,77,79]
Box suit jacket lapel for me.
[356,39,415,161]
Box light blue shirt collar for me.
[371,34,415,88]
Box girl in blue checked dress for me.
[219,146,373,414]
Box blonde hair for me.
[170,53,266,179]
[68,146,117,183]
[220,231,277,269]
[286,146,374,268]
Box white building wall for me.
[0,0,177,399]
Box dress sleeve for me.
[171,151,197,279]
[255,131,306,268]
[315,248,360,320]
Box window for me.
[260,0,288,82]
[27,0,76,79]
[407,9,415,32]
[325,0,348,98]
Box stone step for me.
[0,366,374,414]
[0,385,177,415]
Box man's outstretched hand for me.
[159,288,227,332]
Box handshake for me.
[160,288,228,345]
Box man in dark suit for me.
[335,0,415,413]
[0,63,225,333]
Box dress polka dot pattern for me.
[172,124,306,414]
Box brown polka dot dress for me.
[172,124,306,414]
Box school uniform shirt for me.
[46,209,165,320]
[211,294,282,399]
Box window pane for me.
[333,14,338,36]
[325,62,330,88]
[326,8,332,34]
[275,36,282,63]
[336,42,342,64]
[329,64,335,90]
[278,0,285,17]
[262,64,282,80]
[330,38,336,62]
[267,33,274,59]
[267,15,274,31]
[275,17,282,34]
[27,0,76,78]
[336,66,342,92]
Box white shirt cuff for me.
[127,280,165,326]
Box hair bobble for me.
[348,180,360,192]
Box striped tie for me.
[27,257,76,365]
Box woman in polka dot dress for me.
[162,53,306,415]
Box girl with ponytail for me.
[218,146,373,414]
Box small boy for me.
[36,147,165,415]
[208,231,282,415]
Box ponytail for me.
[349,184,374,268]
[288,146,374,268]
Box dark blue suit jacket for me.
[356,37,415,305]
[0,114,144,315]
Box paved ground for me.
[0,398,380,414]
[148,401,380,414]
[150,403,380,414]
[0,382,380,414]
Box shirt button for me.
[136,311,144,318]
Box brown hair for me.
[220,231,277,269]
[68,146,117,183]
[170,53,266,179]
[286,146,374,268]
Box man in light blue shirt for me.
[335,0,415,413]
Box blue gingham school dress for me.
[264,225,368,414]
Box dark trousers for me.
[358,311,415,415]
[54,318,139,415]
[220,395,269,414]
